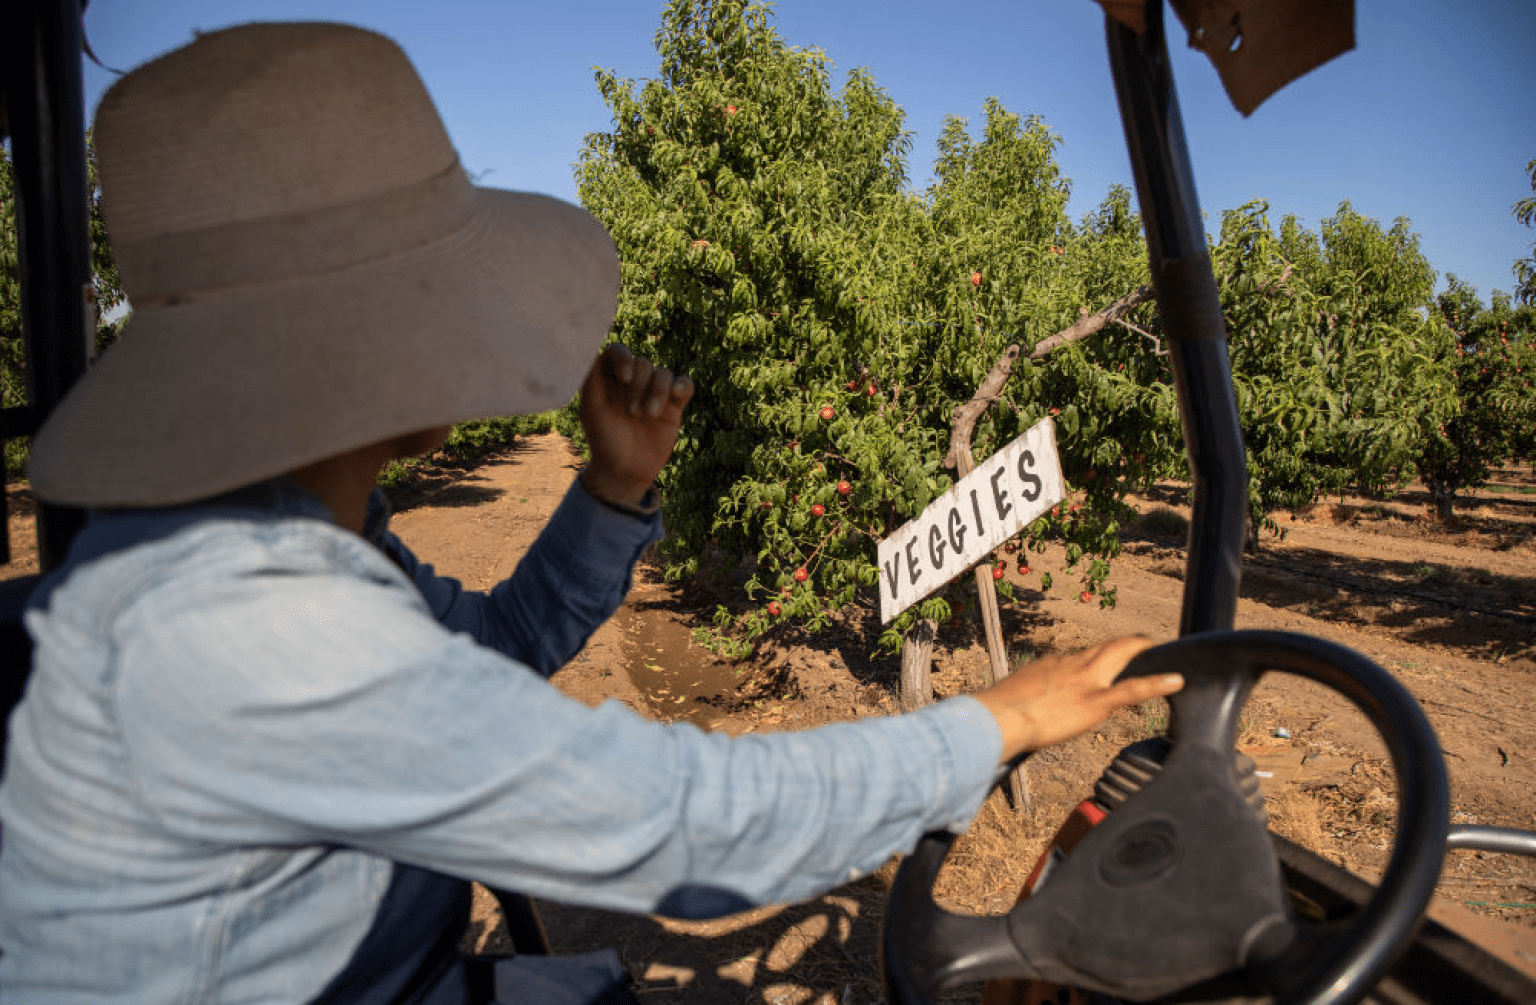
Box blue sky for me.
[82,1,1535,304]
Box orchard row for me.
[575,0,1536,656]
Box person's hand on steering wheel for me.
[973,637,1183,762]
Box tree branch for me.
[944,344,1021,472]
[1027,284,1154,360]
[1258,262,1295,297]
[1114,317,1167,356]
[943,284,1156,471]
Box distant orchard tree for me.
[1,135,125,478]
[1213,201,1456,534]
[1513,156,1536,306]
[1417,276,1536,520]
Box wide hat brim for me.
[29,187,618,508]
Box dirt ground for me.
[4,433,1533,1002]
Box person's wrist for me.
[580,465,658,514]
[973,690,1036,763]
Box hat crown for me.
[95,22,457,288]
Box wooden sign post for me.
[877,344,1066,810]
[878,416,1065,811]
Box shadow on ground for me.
[383,438,543,513]
[514,878,893,1005]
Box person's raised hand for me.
[972,636,1182,762]
[578,344,694,509]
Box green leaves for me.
[1514,157,1536,307]
[579,0,1522,661]
[1416,277,1536,517]
[2,135,126,477]
[1215,200,1457,524]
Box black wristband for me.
[580,471,661,517]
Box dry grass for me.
[1134,506,1189,541]
[1,484,38,582]
[933,791,1036,915]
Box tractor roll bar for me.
[1106,0,1248,636]
[1,0,92,571]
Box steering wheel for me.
[882,630,1449,1005]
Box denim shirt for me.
[0,476,1000,1003]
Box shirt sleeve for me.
[374,479,663,677]
[112,566,1002,917]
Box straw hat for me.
[29,22,619,507]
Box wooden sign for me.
[877,418,1065,624]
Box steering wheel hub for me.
[1101,818,1181,887]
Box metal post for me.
[1105,1,1248,636]
[2,0,91,572]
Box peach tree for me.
[1212,201,1456,536]
[1418,276,1535,519]
[577,0,1175,655]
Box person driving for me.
[0,22,1182,1004]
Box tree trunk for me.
[944,344,1018,692]
[923,286,1150,807]
[1432,484,1456,522]
[899,618,935,712]
[944,343,1036,812]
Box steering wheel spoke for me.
[1255,918,1363,1001]
[883,831,1045,1001]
